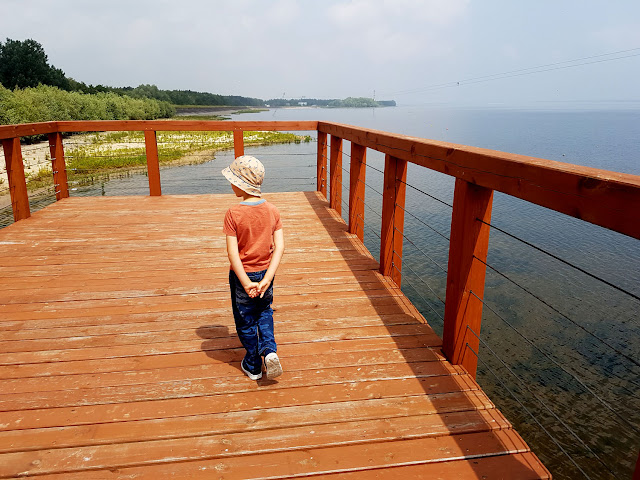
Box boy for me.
[222,155,285,380]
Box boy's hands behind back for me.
[257,278,272,298]
[242,279,271,298]
[244,282,260,298]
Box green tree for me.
[48,65,70,90]
[0,38,65,89]
[127,84,172,103]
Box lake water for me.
[3,106,639,478]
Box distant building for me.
[298,101,308,106]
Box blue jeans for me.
[229,269,277,375]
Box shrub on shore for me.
[0,83,175,125]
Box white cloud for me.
[328,0,469,28]
[593,24,640,49]
[266,0,302,25]
[325,0,468,65]
[382,0,469,26]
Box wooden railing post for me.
[144,131,162,196]
[329,135,343,215]
[380,154,407,286]
[2,137,30,222]
[349,143,367,241]
[48,132,69,200]
[317,131,327,198]
[233,130,244,158]
[442,178,494,377]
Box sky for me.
[1,0,639,107]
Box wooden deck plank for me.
[0,388,494,432]
[0,191,549,478]
[0,281,409,305]
[8,430,531,479]
[0,298,415,327]
[0,286,418,310]
[0,346,446,380]
[0,331,443,366]
[0,368,475,411]
[2,425,522,477]
[316,452,552,479]
[0,268,391,292]
[0,313,419,340]
[0,360,461,397]
[0,324,437,354]
[0,391,499,455]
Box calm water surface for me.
[3,106,638,479]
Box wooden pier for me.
[2,119,639,478]
[0,192,550,478]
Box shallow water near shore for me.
[2,106,639,478]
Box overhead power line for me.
[384,47,640,97]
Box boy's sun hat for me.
[222,155,265,197]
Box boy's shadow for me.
[196,324,279,385]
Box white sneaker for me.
[241,360,262,380]
[265,352,283,379]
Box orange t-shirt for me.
[223,200,282,272]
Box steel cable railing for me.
[399,273,445,322]
[478,218,640,304]
[465,341,597,479]
[474,254,640,391]
[465,325,618,478]
[395,257,446,307]
[394,223,448,274]
[469,290,639,435]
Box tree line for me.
[266,97,396,108]
[114,84,264,107]
[0,38,395,126]
[0,83,175,126]
[0,38,263,108]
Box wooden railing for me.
[2,120,640,379]
[0,120,317,216]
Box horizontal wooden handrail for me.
[0,120,318,140]
[318,121,640,240]
[0,122,59,140]
[56,120,319,134]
